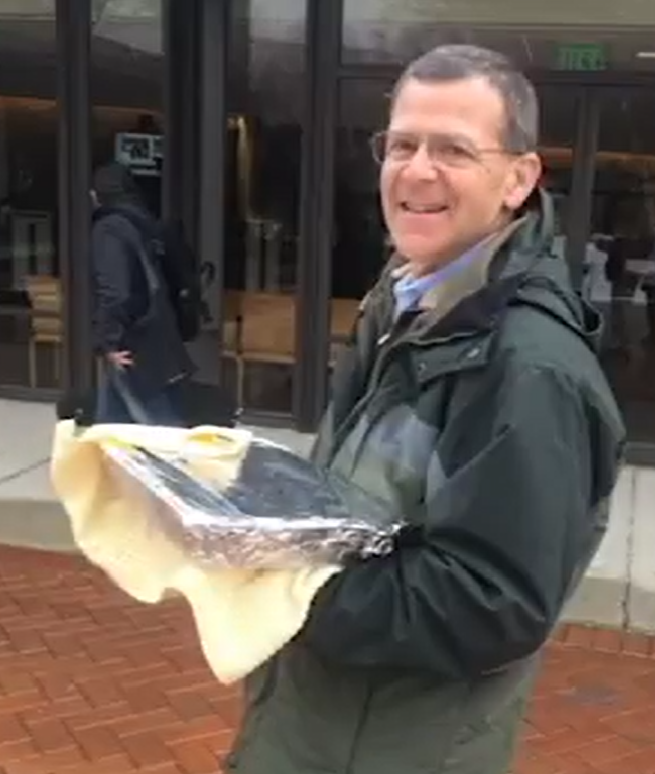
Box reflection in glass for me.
[209,1,305,417]
[0,6,59,390]
[590,89,655,443]
[538,87,578,264]
[342,0,655,71]
[92,0,163,216]
[334,79,389,305]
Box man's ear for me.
[504,153,542,211]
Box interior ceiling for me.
[342,24,655,71]
[3,14,655,142]
[457,26,655,70]
[344,0,655,28]
[4,15,655,72]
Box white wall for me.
[565,465,655,632]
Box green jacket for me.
[227,190,625,774]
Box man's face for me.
[379,76,541,274]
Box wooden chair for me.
[234,291,296,408]
[219,292,358,408]
[24,275,63,388]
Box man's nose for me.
[404,143,439,180]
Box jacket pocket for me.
[437,660,538,774]
[437,692,528,774]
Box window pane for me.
[92,0,164,215]
[0,5,59,391]
[342,0,655,68]
[539,86,579,257]
[215,0,306,416]
[334,79,388,303]
[590,88,655,443]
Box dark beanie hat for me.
[92,162,139,205]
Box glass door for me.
[588,87,655,444]
[215,1,306,418]
[536,85,584,271]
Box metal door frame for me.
[58,0,93,396]
[294,0,343,430]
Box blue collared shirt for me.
[392,245,483,318]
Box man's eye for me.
[440,143,472,160]
[388,137,417,156]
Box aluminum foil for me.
[101,436,401,570]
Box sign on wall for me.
[556,43,607,72]
[114,132,163,177]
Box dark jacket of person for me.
[227,189,625,774]
[91,165,193,396]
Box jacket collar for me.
[365,188,573,343]
[413,217,526,320]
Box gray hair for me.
[391,45,539,154]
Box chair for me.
[234,292,296,408]
[219,293,358,408]
[24,275,63,388]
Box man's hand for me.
[107,350,134,369]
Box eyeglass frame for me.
[369,129,525,169]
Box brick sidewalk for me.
[0,547,654,774]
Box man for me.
[227,46,625,774]
[91,162,193,425]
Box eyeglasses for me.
[370,130,515,169]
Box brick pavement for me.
[0,546,654,774]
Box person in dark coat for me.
[90,162,193,425]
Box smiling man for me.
[226,45,625,774]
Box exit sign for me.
[557,43,607,72]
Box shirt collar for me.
[392,242,484,317]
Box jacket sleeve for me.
[302,362,623,677]
[91,222,134,353]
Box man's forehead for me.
[389,77,506,134]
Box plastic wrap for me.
[101,434,401,570]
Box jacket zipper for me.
[327,321,480,467]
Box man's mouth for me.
[400,202,447,214]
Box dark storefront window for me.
[342,1,655,70]
[538,87,580,262]
[91,0,163,213]
[212,0,306,417]
[591,88,655,444]
[333,78,387,304]
[0,5,59,391]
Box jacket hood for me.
[496,188,603,353]
[92,162,141,207]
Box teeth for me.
[403,203,442,213]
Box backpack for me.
[115,209,203,342]
[150,219,203,342]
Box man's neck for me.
[407,215,516,278]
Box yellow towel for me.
[50,420,340,684]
